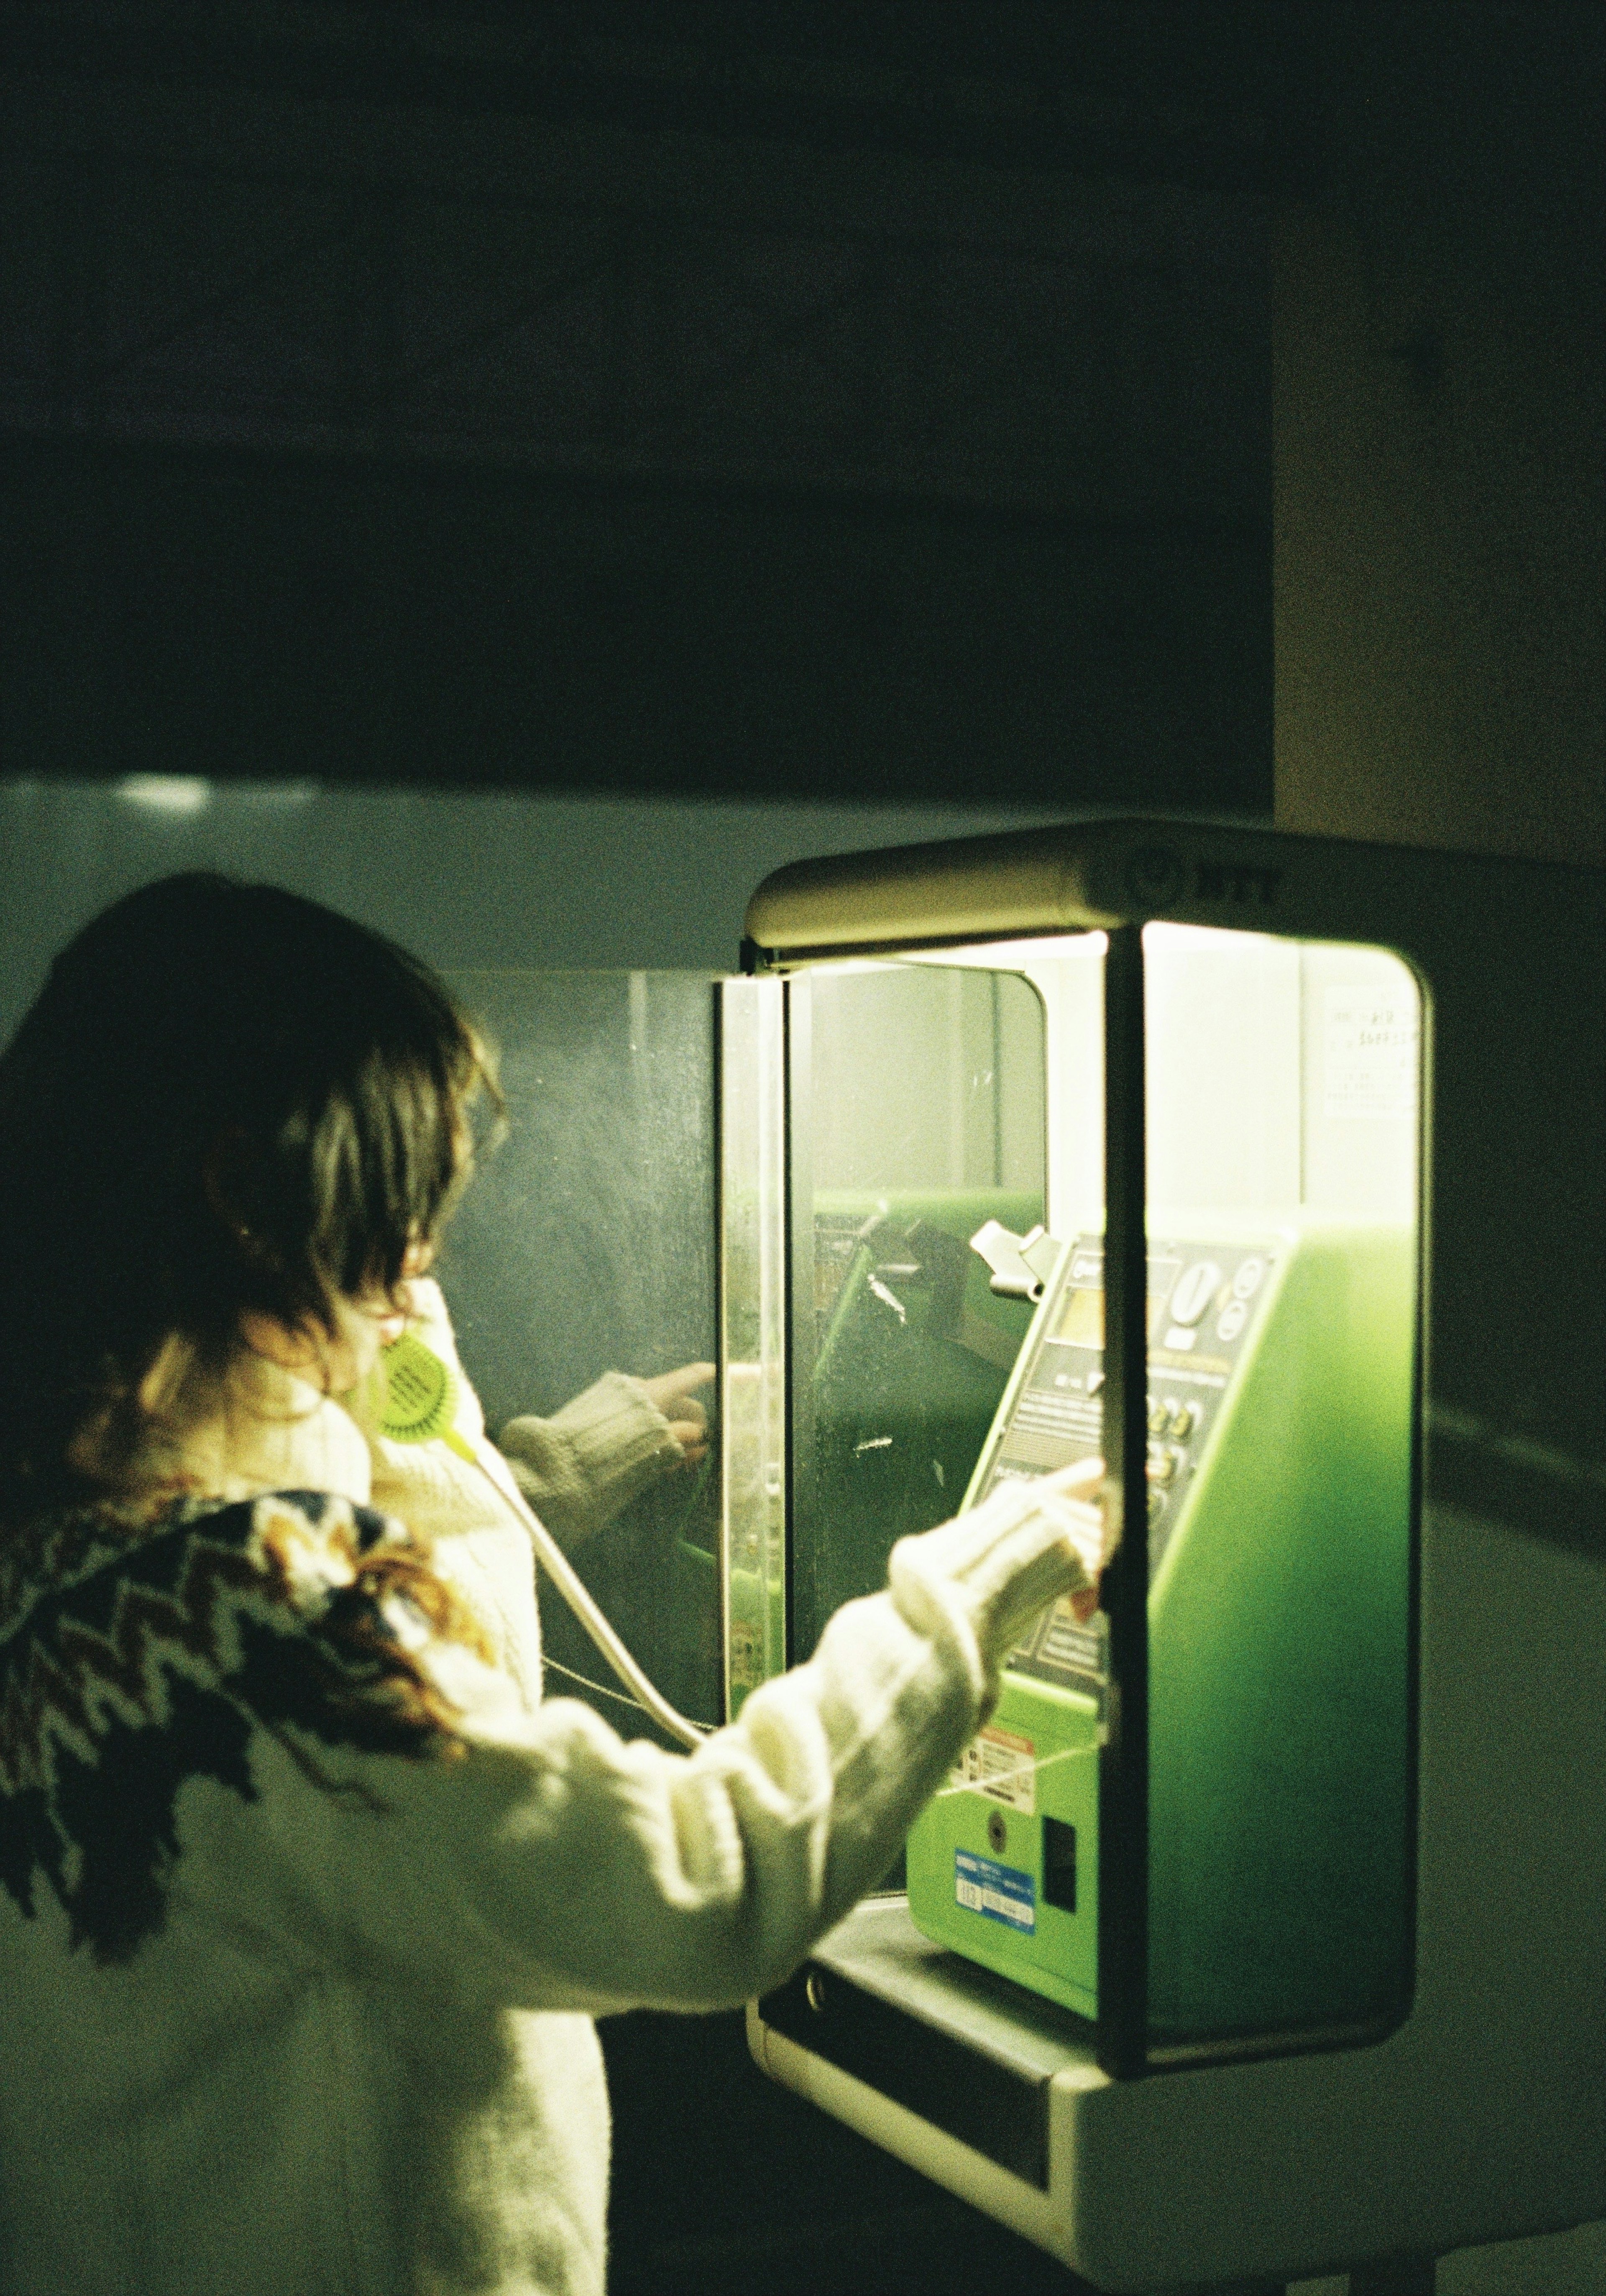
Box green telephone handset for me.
[376,1329,477,1463]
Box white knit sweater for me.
[0,1293,1099,2296]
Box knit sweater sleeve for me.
[497,1375,685,1548]
[157,1467,1105,2019]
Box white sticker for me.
[950,1724,1036,1814]
[1324,987,1419,1121]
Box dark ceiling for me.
[5,4,1577,813]
[1,4,1309,193]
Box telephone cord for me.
[464,1433,713,1749]
[541,1652,675,1721]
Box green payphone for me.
[906,1209,1415,2043]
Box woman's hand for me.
[636,1363,716,1467]
[888,1455,1115,1690]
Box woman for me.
[0,873,1107,2296]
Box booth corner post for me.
[1096,921,1150,2082]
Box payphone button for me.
[1170,1405,1197,1441]
[1148,1400,1171,1436]
[1147,1446,1178,1485]
[1169,1260,1222,1325]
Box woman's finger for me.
[639,1362,716,1414]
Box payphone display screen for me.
[1046,1256,1183,1351]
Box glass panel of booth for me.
[784,960,1053,1670]
[433,959,1062,1741]
[720,979,788,1718]
[1138,925,1422,2051]
[438,971,726,1743]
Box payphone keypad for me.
[973,1235,1276,1705]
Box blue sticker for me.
[955,1849,1036,1933]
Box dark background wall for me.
[1,8,1600,2294]
[2,443,1266,807]
[1274,4,1603,863]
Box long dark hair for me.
[0,874,500,1527]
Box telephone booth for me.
[441,820,1606,2292]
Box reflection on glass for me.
[441,971,724,1740]
[789,964,1049,1667]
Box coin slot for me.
[1042,1817,1078,1914]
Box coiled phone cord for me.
[481,1446,1095,1799]
[463,1431,713,1751]
[381,1333,1097,1777]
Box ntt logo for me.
[1125,846,1284,911]
[1125,845,1185,904]
[1192,860,1283,907]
